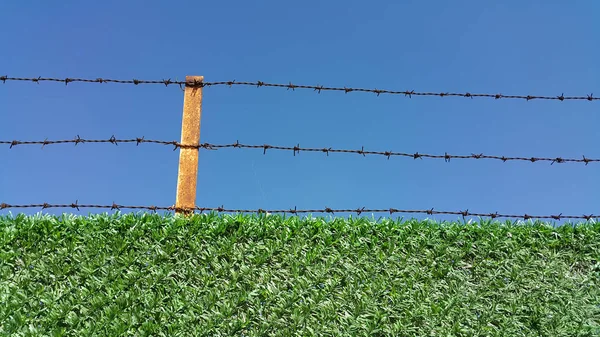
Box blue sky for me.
[1,1,599,223]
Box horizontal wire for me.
[3,137,598,165]
[0,202,596,221]
[1,76,596,101]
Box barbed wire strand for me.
[3,136,599,165]
[0,202,596,221]
[1,76,596,101]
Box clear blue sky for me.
[1,1,599,224]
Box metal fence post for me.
[175,76,203,215]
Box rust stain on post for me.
[175,75,203,215]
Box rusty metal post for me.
[175,76,203,215]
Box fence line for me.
[0,202,596,220]
[4,137,598,165]
[2,73,598,220]
[2,75,596,101]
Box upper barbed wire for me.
[1,76,596,101]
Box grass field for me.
[1,213,599,336]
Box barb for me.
[3,137,599,165]
[1,76,596,102]
[0,202,596,221]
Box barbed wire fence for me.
[3,137,600,165]
[1,75,597,101]
[2,75,599,221]
[0,203,595,221]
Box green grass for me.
[1,213,599,336]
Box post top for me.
[185,75,204,81]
